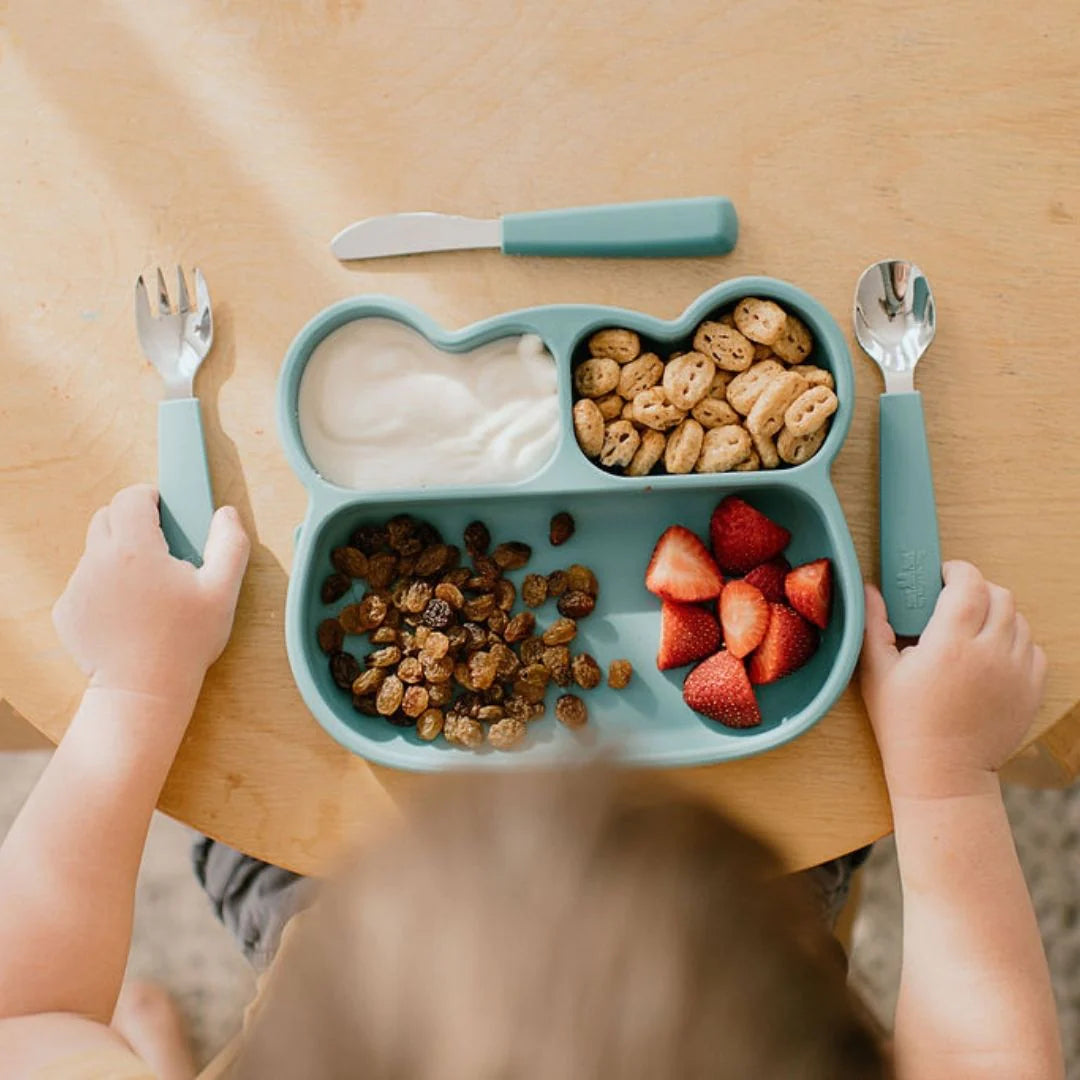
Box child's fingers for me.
[1032,644,1048,698]
[860,583,899,680]
[1012,611,1033,657]
[199,506,251,607]
[980,583,1016,638]
[109,484,166,550]
[929,560,989,638]
[86,506,111,548]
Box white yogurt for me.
[297,318,559,491]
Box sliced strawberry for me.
[682,650,762,728]
[709,497,791,575]
[645,525,723,602]
[747,603,819,684]
[718,580,770,659]
[742,556,791,604]
[657,599,721,670]
[784,558,833,629]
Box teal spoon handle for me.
[158,398,214,566]
[879,391,942,635]
[501,196,737,258]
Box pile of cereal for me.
[572,298,837,475]
[316,512,632,751]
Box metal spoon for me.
[854,260,942,635]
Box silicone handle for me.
[500,196,738,258]
[879,391,942,636]
[158,398,214,566]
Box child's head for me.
[233,768,887,1079]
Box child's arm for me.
[861,561,1062,1080]
[0,485,249,1026]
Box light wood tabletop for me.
[2,0,1077,874]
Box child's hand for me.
[860,560,1047,799]
[52,485,250,706]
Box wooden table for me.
[2,0,1077,874]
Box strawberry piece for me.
[718,580,770,659]
[709,497,791,574]
[747,603,819,684]
[682,650,762,728]
[645,525,723,602]
[784,558,832,629]
[657,599,721,670]
[742,556,791,603]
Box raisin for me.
[442,567,472,589]
[467,651,497,690]
[331,546,368,579]
[467,555,500,592]
[546,570,569,597]
[513,664,550,703]
[566,565,598,596]
[351,667,385,696]
[317,618,345,654]
[376,674,405,715]
[329,651,361,690]
[384,608,402,629]
[350,524,387,554]
[321,573,352,605]
[504,695,532,723]
[391,579,411,611]
[434,582,465,610]
[519,636,545,665]
[457,691,483,717]
[463,622,488,651]
[370,626,400,645]
[404,580,433,614]
[402,684,430,718]
[464,594,496,622]
[522,574,548,608]
[454,662,472,689]
[420,631,450,660]
[571,653,602,690]
[542,645,572,687]
[464,521,491,555]
[447,626,469,653]
[366,553,398,588]
[608,659,633,689]
[422,654,454,683]
[340,594,386,633]
[542,618,577,646]
[488,716,526,749]
[558,591,596,619]
[549,512,575,546]
[398,656,423,684]
[413,625,431,649]
[386,514,417,552]
[422,597,454,629]
[368,645,402,668]
[504,611,536,643]
[483,682,506,705]
[427,681,454,707]
[415,543,452,577]
[531,701,547,720]
[385,711,416,728]
[487,609,509,636]
[495,578,516,612]
[416,708,444,741]
[489,642,520,680]
[555,694,588,729]
[446,715,484,748]
[492,541,531,571]
[352,695,379,716]
[476,705,505,722]
[397,554,418,576]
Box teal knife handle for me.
[158,398,214,566]
[501,196,737,257]
[879,391,942,636]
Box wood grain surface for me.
[1,0,1077,872]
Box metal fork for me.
[135,267,215,565]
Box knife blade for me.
[331,196,738,261]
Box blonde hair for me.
[233,768,887,1079]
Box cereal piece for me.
[555,694,588,729]
[317,618,345,655]
[608,659,633,689]
[725,360,785,416]
[784,386,839,436]
[599,420,641,469]
[420,630,450,660]
[543,645,572,687]
[733,449,762,471]
[495,578,517,611]
[791,364,834,390]
[620,400,637,421]
[463,521,490,555]
[321,573,351,605]
[593,392,623,421]
[558,590,596,618]
[772,314,813,363]
[707,369,734,396]
[777,425,828,465]
[573,398,605,458]
[588,328,640,363]
[351,667,385,696]
[376,674,404,716]
[493,542,532,571]
[625,429,666,476]
[416,708,444,741]
[487,716,527,749]
[546,569,569,597]
[632,387,685,431]
[746,372,809,438]
[571,653,602,690]
[751,430,781,469]
[662,351,716,410]
[733,297,788,345]
[366,552,397,589]
[754,343,775,362]
[566,565,598,595]
[695,425,752,473]
[692,321,755,372]
[664,418,705,474]
[522,573,548,607]
[574,357,620,398]
[690,396,740,429]
[445,715,484,749]
[367,645,402,668]
[504,611,537,643]
[421,597,454,629]
[542,617,578,646]
[398,656,423,684]
[618,352,664,399]
[350,524,387,555]
[331,546,368,579]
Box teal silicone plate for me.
[278,277,864,771]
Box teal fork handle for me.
[501,196,738,258]
[879,391,942,636]
[158,398,214,566]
